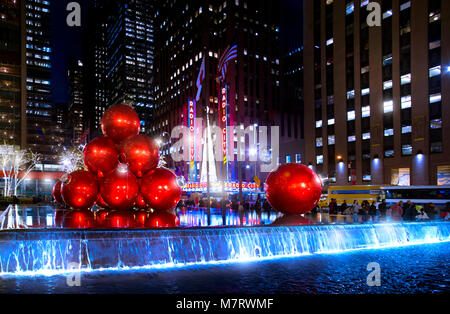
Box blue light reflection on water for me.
[0,221,449,276]
[1,242,449,294]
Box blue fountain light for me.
[0,221,449,276]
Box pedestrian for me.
[352,201,359,223]
[369,201,377,222]
[378,199,387,220]
[391,202,403,221]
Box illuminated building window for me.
[317,155,324,165]
[401,96,411,109]
[328,135,335,145]
[316,120,322,128]
[347,111,355,121]
[361,106,370,118]
[316,137,323,147]
[383,100,393,113]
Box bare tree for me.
[0,144,42,196]
[59,146,85,174]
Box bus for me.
[326,185,384,206]
[325,185,450,209]
[379,185,450,208]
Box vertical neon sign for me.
[220,85,228,164]
[188,98,196,181]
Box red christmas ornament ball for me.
[120,134,159,177]
[134,210,148,228]
[61,170,98,210]
[52,181,64,204]
[265,163,322,215]
[271,215,313,226]
[62,209,95,229]
[140,168,182,212]
[100,165,139,211]
[105,210,135,228]
[135,194,149,209]
[101,103,140,143]
[96,194,109,209]
[146,212,179,228]
[83,136,119,178]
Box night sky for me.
[50,0,303,104]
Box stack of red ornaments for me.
[52,103,181,228]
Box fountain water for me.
[0,221,449,276]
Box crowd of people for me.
[327,198,450,222]
[177,196,273,213]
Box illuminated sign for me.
[182,181,260,193]
[219,85,227,164]
[188,98,196,167]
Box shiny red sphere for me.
[62,209,95,229]
[146,212,179,228]
[83,136,119,178]
[265,163,322,215]
[95,209,109,227]
[120,135,159,177]
[134,210,148,227]
[140,168,182,212]
[135,194,149,209]
[52,181,64,204]
[105,210,135,228]
[101,103,140,143]
[61,170,98,209]
[100,165,139,211]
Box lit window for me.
[384,150,394,157]
[347,90,355,99]
[286,155,291,163]
[383,100,394,113]
[430,119,442,129]
[430,93,441,104]
[328,118,335,125]
[401,96,411,109]
[347,111,355,121]
[316,120,322,128]
[326,38,334,46]
[402,145,412,155]
[402,126,412,134]
[401,74,411,85]
[429,65,441,77]
[382,10,393,19]
[384,128,394,137]
[295,154,301,163]
[361,88,370,96]
[316,137,323,147]
[348,135,356,142]
[345,2,354,15]
[362,132,371,140]
[361,106,370,118]
[383,80,393,90]
[317,155,323,165]
[328,135,335,145]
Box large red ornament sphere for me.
[271,215,313,226]
[62,209,95,229]
[265,163,322,215]
[99,165,139,211]
[101,103,140,143]
[146,212,179,228]
[120,135,159,177]
[140,168,182,212]
[105,210,135,228]
[61,170,98,210]
[96,194,109,209]
[83,136,119,178]
[52,181,64,204]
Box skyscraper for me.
[67,59,85,146]
[0,0,26,148]
[84,0,155,138]
[25,0,64,163]
[303,0,450,186]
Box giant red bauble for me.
[146,212,179,228]
[134,210,149,228]
[101,103,140,143]
[265,163,322,215]
[99,165,139,211]
[52,181,64,204]
[61,170,98,209]
[120,135,159,177]
[135,194,149,209]
[140,168,182,212]
[95,209,109,227]
[83,136,119,178]
[62,209,95,229]
[96,193,109,209]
